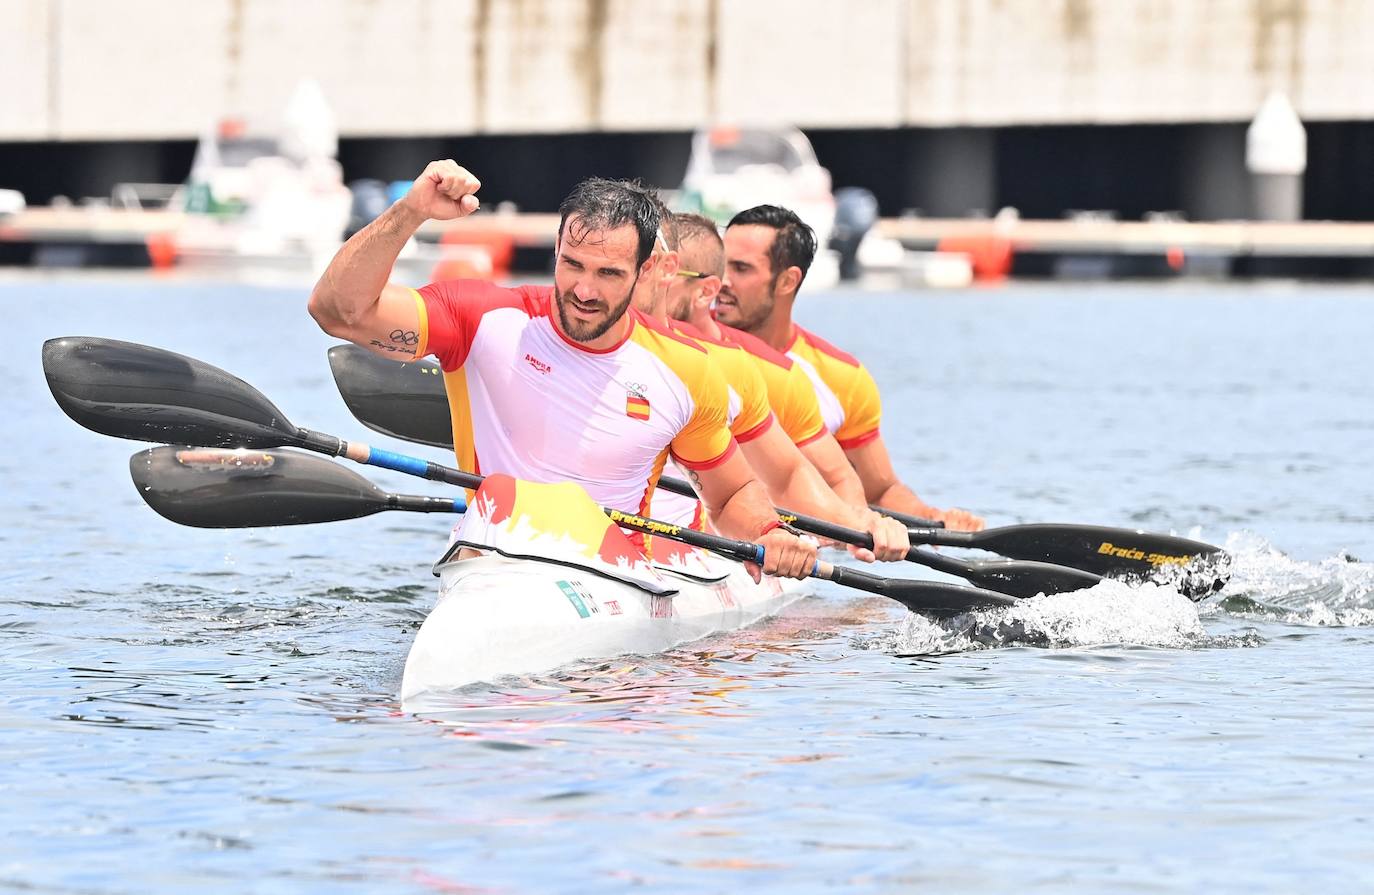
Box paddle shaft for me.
[276,427,1020,602]
[783,509,985,572]
[385,495,463,514]
[288,425,776,568]
[876,505,968,532]
[246,415,1002,591]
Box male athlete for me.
[665,213,883,514]
[627,205,908,563]
[715,205,985,531]
[308,160,817,580]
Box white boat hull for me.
[400,554,808,701]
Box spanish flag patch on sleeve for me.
[625,393,650,420]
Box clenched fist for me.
[401,159,482,222]
[845,508,912,563]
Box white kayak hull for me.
[400,554,809,701]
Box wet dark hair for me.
[558,177,661,267]
[727,204,817,285]
[634,187,679,252]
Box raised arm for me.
[308,160,481,359]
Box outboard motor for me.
[830,187,879,281]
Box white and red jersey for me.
[413,280,737,522]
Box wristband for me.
[758,518,803,539]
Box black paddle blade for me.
[826,565,1017,614]
[327,345,455,449]
[942,554,1103,599]
[43,337,298,449]
[918,523,1230,598]
[130,446,389,528]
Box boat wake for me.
[858,529,1374,657]
[856,578,1239,655]
[1206,530,1374,627]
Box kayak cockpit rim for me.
[431,539,681,597]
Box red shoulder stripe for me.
[672,437,738,470]
[735,412,775,444]
[420,279,541,371]
[792,324,862,368]
[836,428,881,450]
[636,308,708,353]
[513,283,554,317]
[717,323,794,370]
[670,318,731,349]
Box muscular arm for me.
[308,159,480,359]
[798,432,867,508]
[307,204,427,357]
[686,450,816,579]
[845,435,986,532]
[744,425,863,530]
[747,426,910,562]
[688,450,779,542]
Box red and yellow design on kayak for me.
[453,474,674,594]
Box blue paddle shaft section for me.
[363,446,431,478]
[453,498,467,513]
[748,548,817,572]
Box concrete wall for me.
[3,0,1373,141]
[0,0,53,139]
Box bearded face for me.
[553,279,636,343]
[552,217,645,344]
[719,224,782,334]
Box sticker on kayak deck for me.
[650,594,674,619]
[556,580,599,619]
[603,600,623,616]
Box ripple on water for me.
[320,583,430,604]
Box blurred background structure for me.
[2,0,1372,280]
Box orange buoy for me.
[438,227,514,280]
[430,244,495,282]
[145,232,177,271]
[936,234,1012,282]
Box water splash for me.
[1208,530,1374,627]
[857,579,1225,655]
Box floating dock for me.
[3,207,1373,280]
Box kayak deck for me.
[400,553,808,701]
